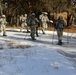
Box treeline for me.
[0,0,76,26]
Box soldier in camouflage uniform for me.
[30,13,39,40]
[20,14,29,32]
[40,12,49,34]
[0,15,7,36]
[54,16,67,45]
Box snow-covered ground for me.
[0,28,76,75]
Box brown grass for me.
[6,12,76,33]
[6,25,76,33]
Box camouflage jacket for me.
[54,19,67,30]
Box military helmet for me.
[42,12,48,15]
[31,13,35,16]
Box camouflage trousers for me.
[0,25,6,35]
[30,25,36,40]
[57,29,63,42]
[42,22,47,34]
[20,22,28,32]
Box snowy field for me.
[0,28,76,75]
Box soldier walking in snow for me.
[29,13,39,40]
[0,15,7,36]
[54,16,67,45]
[20,14,29,32]
[39,12,49,34]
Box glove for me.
[49,20,53,23]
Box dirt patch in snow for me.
[5,40,33,49]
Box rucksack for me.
[58,20,64,28]
[55,20,65,29]
[26,16,38,26]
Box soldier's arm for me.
[35,18,39,23]
[53,20,58,29]
[63,21,67,28]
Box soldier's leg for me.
[25,24,30,32]
[45,23,48,29]
[36,26,39,37]
[57,29,62,45]
[57,29,64,45]
[3,25,6,36]
[0,25,2,32]
[26,26,28,32]
[41,23,45,34]
[20,23,22,32]
[20,23,24,32]
[0,25,2,36]
[30,26,36,40]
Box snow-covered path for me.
[0,29,76,75]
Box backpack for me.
[55,20,65,29]
[26,16,38,26]
[58,20,64,28]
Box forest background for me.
[0,0,76,33]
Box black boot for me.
[32,38,36,40]
[3,34,7,36]
[43,32,45,34]
[36,33,39,37]
[57,40,62,45]
[27,30,30,33]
